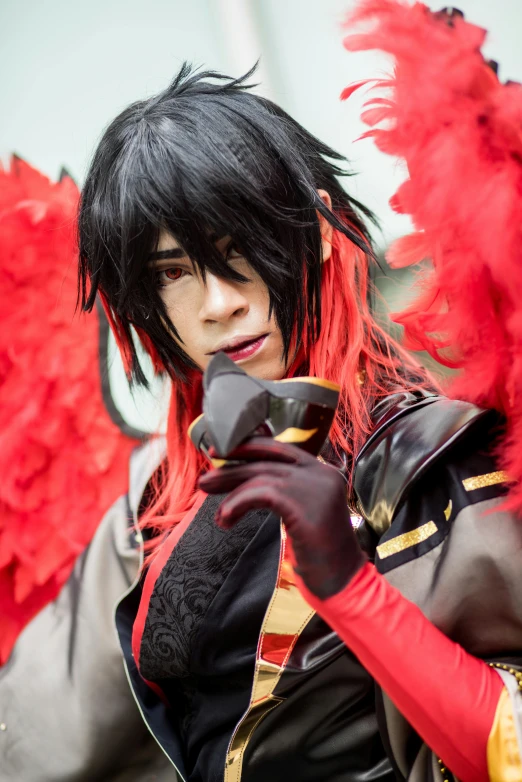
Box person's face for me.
[151,232,288,380]
[150,193,333,381]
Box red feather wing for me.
[343,0,522,512]
[0,158,140,664]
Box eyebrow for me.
[148,248,187,261]
[148,234,230,263]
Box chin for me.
[242,358,287,381]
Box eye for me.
[156,266,187,287]
[164,267,183,280]
[226,243,244,260]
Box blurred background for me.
[2,0,521,430]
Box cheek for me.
[248,275,272,317]
[160,284,201,349]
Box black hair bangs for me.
[79,63,376,384]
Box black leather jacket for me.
[115,393,492,782]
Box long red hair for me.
[132,226,434,545]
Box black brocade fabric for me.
[139,494,266,681]
[140,440,346,684]
[137,447,394,782]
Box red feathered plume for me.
[343,0,522,511]
[0,158,140,664]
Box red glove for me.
[200,438,504,782]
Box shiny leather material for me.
[121,393,499,781]
[243,613,394,781]
[123,498,393,782]
[354,393,490,534]
[372,410,520,780]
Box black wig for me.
[78,63,375,384]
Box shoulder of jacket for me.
[353,393,493,534]
[128,436,167,522]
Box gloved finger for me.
[216,478,294,529]
[200,461,295,493]
[223,437,314,465]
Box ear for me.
[317,189,333,262]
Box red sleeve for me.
[298,561,503,782]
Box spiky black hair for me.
[78,62,376,384]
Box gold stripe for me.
[278,377,341,391]
[462,471,508,491]
[377,521,438,560]
[224,524,315,781]
[487,687,522,781]
[225,699,283,778]
[443,500,453,522]
[274,427,318,444]
[187,412,204,439]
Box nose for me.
[198,272,249,323]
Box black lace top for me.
[139,495,267,682]
[136,444,392,782]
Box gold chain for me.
[488,662,522,691]
[437,757,452,781]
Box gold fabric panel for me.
[487,687,522,782]
[224,524,315,782]
[274,427,318,444]
[462,471,508,491]
[187,413,204,438]
[376,521,438,560]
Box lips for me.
[210,334,268,362]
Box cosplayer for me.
[0,159,173,780]
[78,4,522,781]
